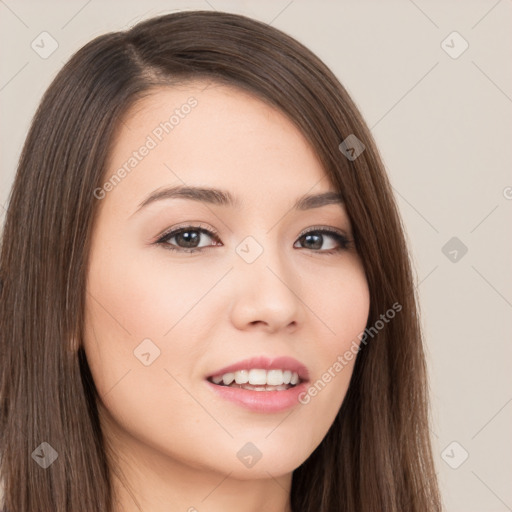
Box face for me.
[84,81,370,481]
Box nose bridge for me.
[235,230,288,286]
[230,229,303,330]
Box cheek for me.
[85,234,226,340]
[296,259,369,432]
[82,238,228,423]
[309,256,370,354]
[83,250,210,462]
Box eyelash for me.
[154,223,352,255]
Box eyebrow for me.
[133,185,344,215]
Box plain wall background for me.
[1,1,511,510]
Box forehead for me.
[101,81,335,214]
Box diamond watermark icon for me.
[134,338,161,366]
[441,31,469,59]
[31,31,59,59]
[237,442,262,468]
[32,442,59,469]
[442,237,468,263]
[441,441,469,469]
[338,134,365,161]
[236,236,264,264]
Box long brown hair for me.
[0,10,442,511]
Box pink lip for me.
[207,356,310,381]
[205,356,310,414]
[206,379,309,413]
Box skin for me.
[84,81,370,512]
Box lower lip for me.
[206,380,309,413]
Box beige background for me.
[1,1,511,510]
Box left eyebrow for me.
[132,185,344,216]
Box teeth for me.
[267,369,283,386]
[234,370,249,384]
[248,369,267,385]
[211,369,301,387]
[222,372,235,385]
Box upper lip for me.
[207,356,310,382]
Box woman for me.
[0,10,443,512]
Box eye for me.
[294,227,351,254]
[155,224,221,253]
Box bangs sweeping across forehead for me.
[0,10,442,512]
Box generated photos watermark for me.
[93,96,198,200]
[298,301,402,405]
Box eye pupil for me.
[177,230,200,248]
[303,233,322,250]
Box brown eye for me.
[157,226,221,253]
[294,229,350,253]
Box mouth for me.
[207,368,303,392]
[206,356,309,391]
[205,357,310,413]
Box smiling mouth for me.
[207,368,303,392]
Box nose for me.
[229,241,304,333]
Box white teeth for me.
[267,369,283,386]
[222,372,235,385]
[248,369,267,385]
[211,369,301,387]
[234,370,249,384]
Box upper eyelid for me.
[300,225,348,237]
[155,222,219,242]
